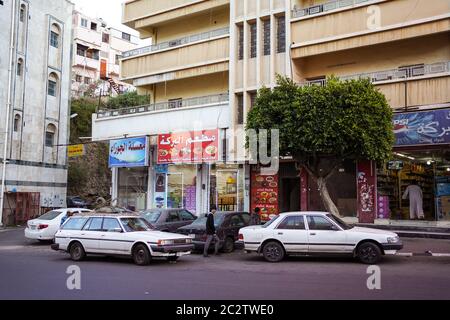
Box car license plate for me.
[30,225,36,230]
[189,234,196,239]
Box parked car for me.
[141,209,197,232]
[51,212,194,265]
[24,208,92,241]
[238,212,403,264]
[177,211,251,253]
[66,196,90,208]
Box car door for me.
[97,218,127,254]
[164,210,183,232]
[306,215,348,253]
[178,209,197,228]
[274,215,308,253]
[79,217,104,252]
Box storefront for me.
[376,108,450,222]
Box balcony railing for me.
[300,61,450,87]
[292,0,370,18]
[122,27,230,59]
[97,93,229,118]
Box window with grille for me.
[81,18,88,28]
[263,20,271,56]
[238,25,244,60]
[237,94,244,125]
[75,75,82,83]
[122,32,131,41]
[48,80,57,96]
[102,33,110,43]
[50,31,59,48]
[277,15,286,53]
[249,92,257,109]
[249,23,257,58]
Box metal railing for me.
[299,61,450,87]
[97,93,229,118]
[122,27,230,59]
[292,0,370,18]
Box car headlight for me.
[387,236,400,243]
[157,240,174,246]
[185,238,192,244]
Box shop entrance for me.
[280,178,300,212]
[377,149,450,221]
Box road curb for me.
[396,252,450,257]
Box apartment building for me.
[72,10,140,98]
[92,0,450,225]
[0,0,73,226]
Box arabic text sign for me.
[157,129,219,164]
[109,137,149,168]
[394,109,450,146]
[68,144,85,158]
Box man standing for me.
[204,205,220,257]
[402,180,425,220]
[250,207,262,225]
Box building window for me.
[115,54,121,65]
[48,73,58,96]
[14,114,21,132]
[81,18,88,28]
[102,32,110,43]
[249,92,257,109]
[90,22,97,31]
[237,94,244,125]
[76,44,87,57]
[249,22,257,58]
[122,32,131,41]
[238,25,243,60]
[75,75,82,83]
[277,15,286,53]
[50,31,59,48]
[168,98,182,109]
[19,4,26,22]
[86,49,99,60]
[263,19,271,56]
[45,124,56,147]
[84,77,92,85]
[17,58,24,76]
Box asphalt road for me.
[1,228,449,300]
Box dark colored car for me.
[66,196,89,208]
[177,211,250,253]
[140,209,197,233]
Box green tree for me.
[105,91,150,109]
[69,98,97,143]
[246,76,394,217]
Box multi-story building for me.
[0,0,73,226]
[71,10,140,98]
[92,0,450,226]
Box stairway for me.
[107,78,121,94]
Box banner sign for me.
[157,129,219,164]
[109,137,149,168]
[394,109,450,146]
[68,144,85,158]
[251,170,279,222]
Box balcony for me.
[92,93,230,140]
[291,0,450,58]
[123,0,230,32]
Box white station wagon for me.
[51,213,194,265]
[238,212,403,264]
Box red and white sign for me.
[157,129,219,164]
[251,170,279,222]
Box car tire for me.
[221,237,235,253]
[262,241,285,263]
[357,242,382,264]
[167,256,179,262]
[69,242,86,261]
[133,244,151,266]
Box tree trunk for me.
[316,177,341,217]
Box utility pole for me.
[0,0,17,227]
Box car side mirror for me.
[113,228,123,233]
[331,225,340,231]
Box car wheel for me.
[262,241,285,263]
[167,256,179,262]
[69,242,86,261]
[221,237,235,253]
[133,244,151,266]
[357,242,382,264]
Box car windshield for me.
[326,214,352,230]
[120,218,152,232]
[37,210,63,220]
[142,211,161,223]
[262,215,281,228]
[191,213,225,227]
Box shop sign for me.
[251,171,279,222]
[357,161,376,223]
[157,129,219,164]
[155,164,169,174]
[68,144,85,158]
[109,137,149,168]
[394,109,450,146]
[154,173,166,209]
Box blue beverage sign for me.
[109,137,149,168]
[394,109,450,146]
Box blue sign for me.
[394,109,450,146]
[109,137,149,168]
[155,164,169,174]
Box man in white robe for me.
[402,181,425,219]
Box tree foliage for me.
[105,91,150,110]
[246,75,394,216]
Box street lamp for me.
[70,113,79,119]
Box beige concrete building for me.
[92,0,450,225]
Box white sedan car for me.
[51,213,194,265]
[238,212,403,264]
[25,208,92,241]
